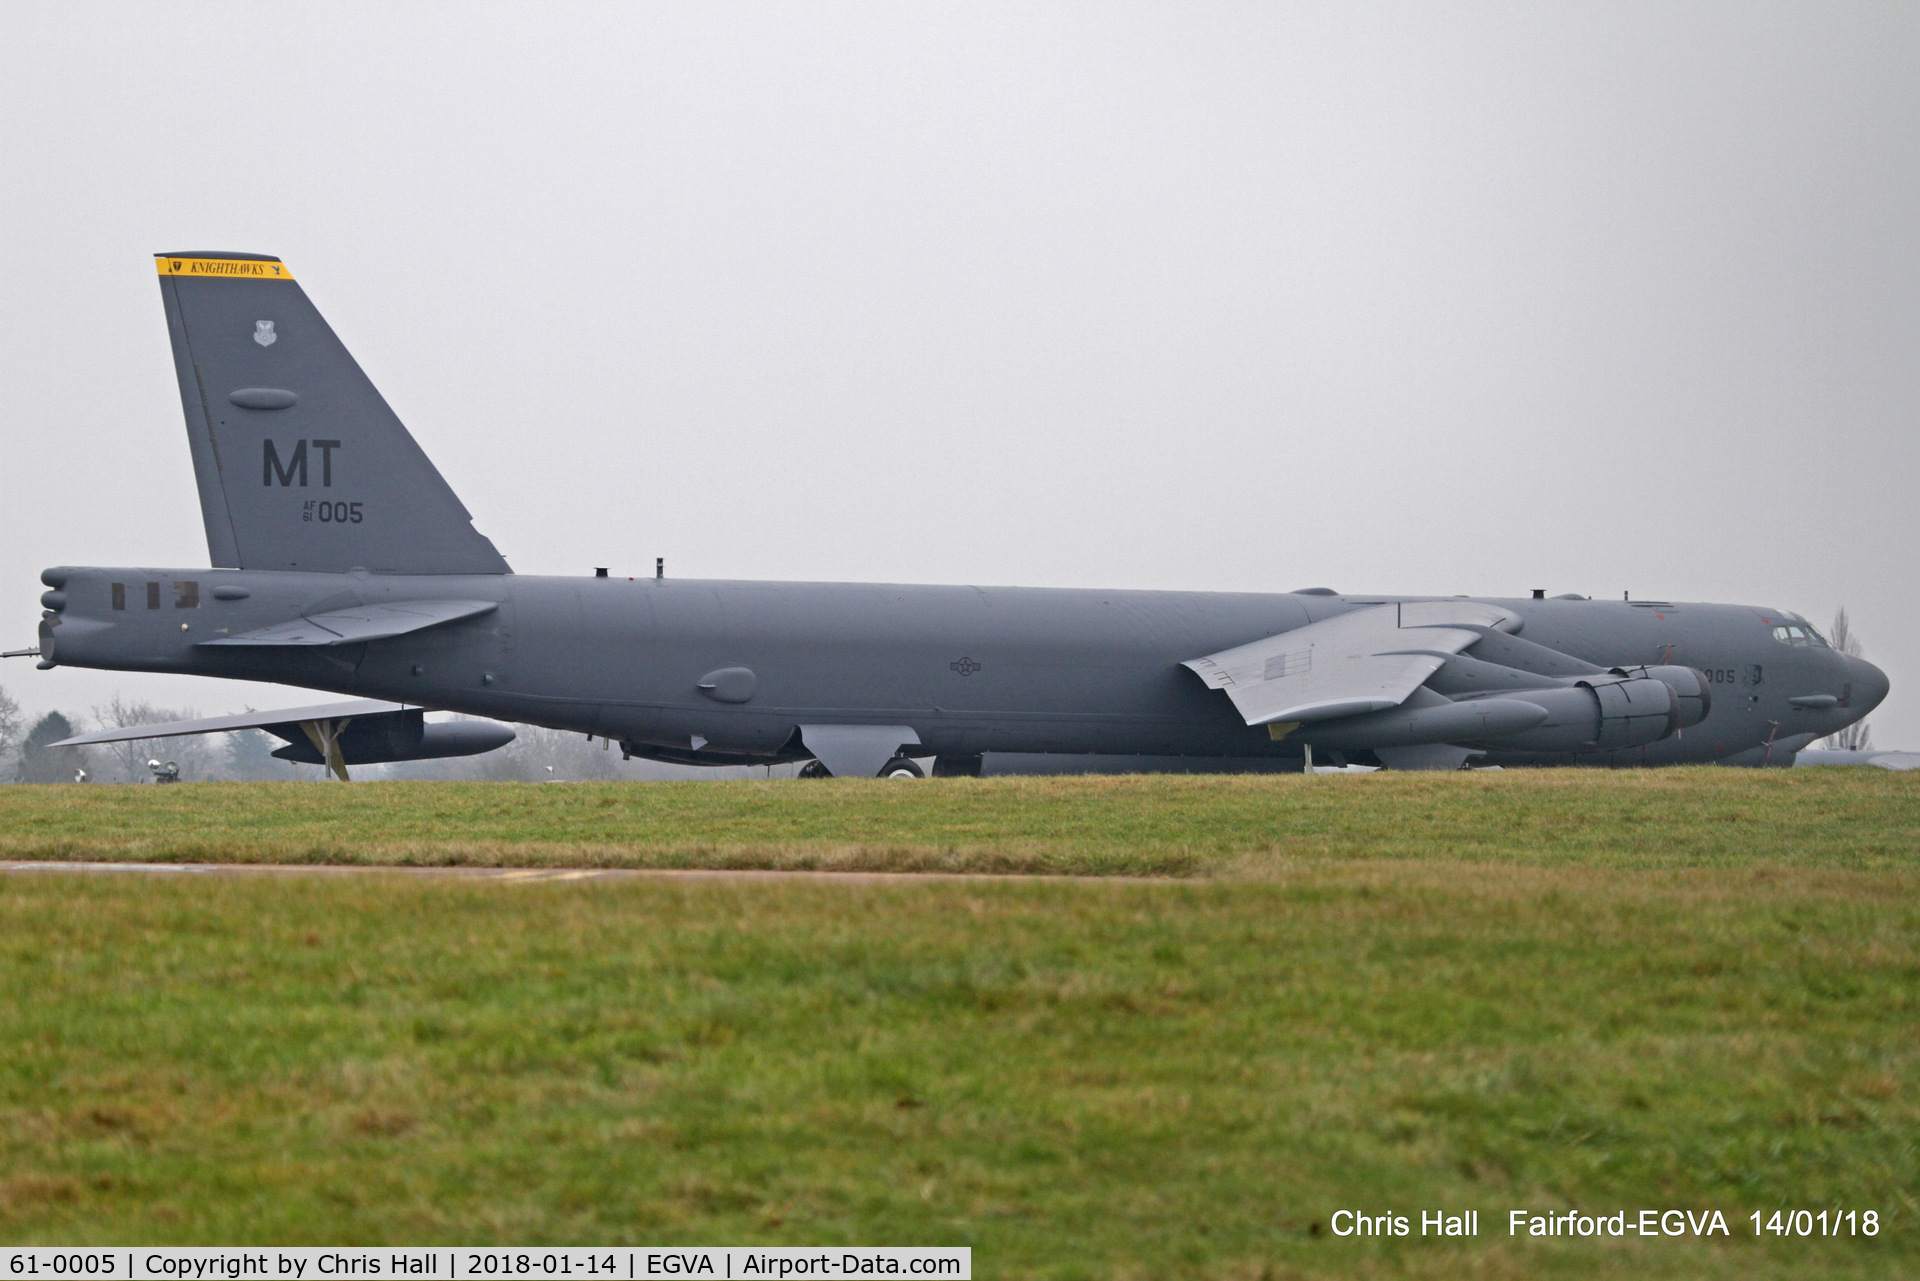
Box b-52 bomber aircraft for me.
[15,253,1887,779]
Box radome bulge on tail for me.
[17,254,1889,777]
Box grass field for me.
[2,770,1916,1277]
[0,767,1916,873]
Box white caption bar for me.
[2,1250,970,1281]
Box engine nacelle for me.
[1289,694,1549,751]
[1472,666,1709,753]
[1621,664,1712,730]
[270,710,515,766]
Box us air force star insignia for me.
[253,320,277,347]
[950,657,982,676]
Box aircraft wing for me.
[199,599,497,647]
[49,700,412,746]
[1183,601,1521,728]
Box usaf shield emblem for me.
[253,320,277,347]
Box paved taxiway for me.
[0,861,1161,884]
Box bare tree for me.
[1824,607,1873,751]
[222,725,314,781]
[373,720,631,782]
[0,683,22,773]
[90,696,213,783]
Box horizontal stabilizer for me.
[198,599,497,647]
[1795,749,1920,771]
[1184,601,1520,727]
[51,700,515,781]
[50,700,410,747]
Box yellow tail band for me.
[156,256,295,281]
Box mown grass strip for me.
[0,865,1913,1277]
[0,768,1916,874]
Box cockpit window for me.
[1771,624,1828,648]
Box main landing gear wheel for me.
[879,757,925,779]
[798,760,833,779]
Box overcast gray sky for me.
[4,2,1917,747]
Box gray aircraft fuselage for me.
[23,253,1889,771]
[37,566,1885,769]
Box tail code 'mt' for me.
[157,253,508,575]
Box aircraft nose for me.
[1847,655,1890,715]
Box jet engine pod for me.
[1469,676,1676,753]
[1586,677,1676,748]
[1285,695,1548,750]
[1623,665,1712,730]
[270,709,516,765]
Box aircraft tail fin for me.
[156,253,509,575]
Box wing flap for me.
[1184,601,1520,727]
[199,599,497,647]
